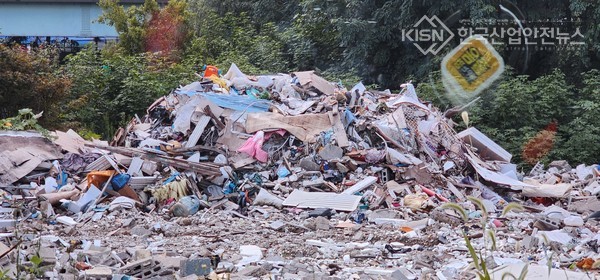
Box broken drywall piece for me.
[68,185,102,213]
[56,216,78,226]
[522,179,572,198]
[283,190,361,212]
[293,71,336,96]
[467,155,532,190]
[341,176,378,195]
[457,127,512,162]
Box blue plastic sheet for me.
[200,92,271,113]
[342,108,357,129]
[175,85,271,112]
[276,165,290,178]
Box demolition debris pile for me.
[1,63,600,279]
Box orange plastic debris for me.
[86,170,118,190]
[576,258,594,270]
[75,261,92,270]
[400,226,413,232]
[204,65,219,78]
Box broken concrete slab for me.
[318,144,343,161]
[180,257,212,277]
[298,157,321,171]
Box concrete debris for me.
[2,63,600,279]
[180,257,212,277]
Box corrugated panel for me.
[282,190,361,212]
[84,155,111,172]
[185,115,211,148]
[129,176,160,189]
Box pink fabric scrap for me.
[237,131,269,162]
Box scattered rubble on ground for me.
[1,63,600,279]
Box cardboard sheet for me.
[245,113,332,143]
[293,71,336,96]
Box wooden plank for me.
[185,115,211,148]
[198,98,224,117]
[328,108,349,147]
[185,174,203,199]
[170,145,224,155]
[231,154,256,169]
[446,181,466,201]
[203,106,225,130]
[84,144,222,176]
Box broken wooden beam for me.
[328,106,349,147]
[204,105,225,130]
[84,144,222,176]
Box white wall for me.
[0,3,118,37]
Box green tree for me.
[417,68,600,166]
[0,45,70,129]
[64,46,195,138]
[556,69,600,164]
[144,0,193,54]
[98,0,193,55]
[185,8,287,73]
[98,0,159,54]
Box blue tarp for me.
[199,92,272,113]
[176,81,271,112]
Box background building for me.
[0,0,167,51]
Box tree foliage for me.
[64,46,195,138]
[0,45,70,129]
[98,0,192,55]
[146,0,192,54]
[98,0,159,54]
[185,11,287,73]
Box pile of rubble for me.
[1,63,600,279]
